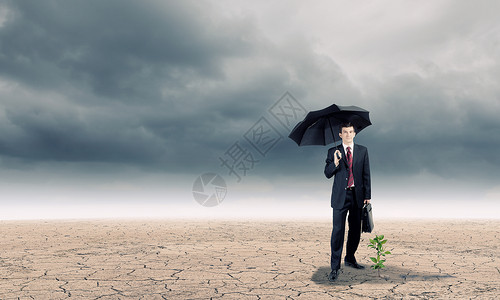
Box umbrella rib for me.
[327,118,336,146]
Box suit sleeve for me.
[324,148,340,179]
[363,149,371,200]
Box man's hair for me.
[339,122,355,133]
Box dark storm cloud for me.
[0,0,255,168]
[363,70,500,181]
[0,0,254,98]
[0,0,350,172]
[1,0,499,186]
[0,98,164,164]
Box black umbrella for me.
[288,104,371,146]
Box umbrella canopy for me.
[288,104,371,146]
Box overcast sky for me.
[1,0,499,219]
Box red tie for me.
[347,146,354,188]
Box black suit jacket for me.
[324,144,371,209]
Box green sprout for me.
[368,234,391,277]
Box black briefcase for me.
[362,203,374,233]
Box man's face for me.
[339,126,356,145]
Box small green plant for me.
[368,234,391,277]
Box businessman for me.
[324,122,371,282]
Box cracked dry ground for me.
[0,220,498,299]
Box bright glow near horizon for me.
[1,197,498,221]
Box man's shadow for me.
[312,265,454,285]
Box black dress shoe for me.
[344,259,365,269]
[328,269,339,282]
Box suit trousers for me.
[330,189,363,270]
